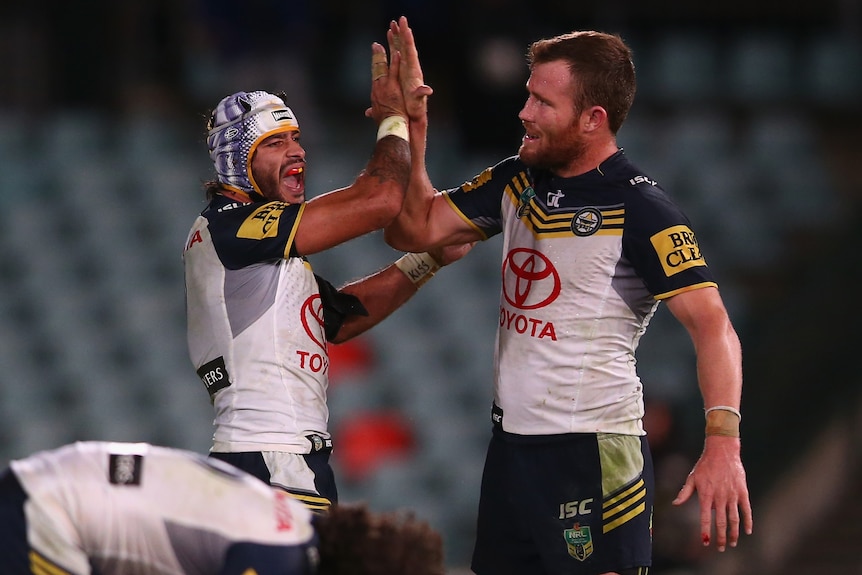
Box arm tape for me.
[705,405,741,420]
[394,252,439,288]
[704,406,741,437]
[377,116,409,142]
[314,274,369,340]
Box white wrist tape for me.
[395,252,439,288]
[377,116,409,142]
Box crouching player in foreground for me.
[0,441,444,575]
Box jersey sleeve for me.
[622,185,717,299]
[204,200,304,270]
[443,156,527,239]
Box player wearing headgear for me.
[183,29,471,512]
[0,441,446,575]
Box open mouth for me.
[283,166,304,191]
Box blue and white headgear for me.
[207,90,300,196]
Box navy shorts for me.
[0,468,30,573]
[210,448,337,512]
[471,427,653,575]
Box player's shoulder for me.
[203,195,260,219]
[609,151,677,209]
[454,155,527,194]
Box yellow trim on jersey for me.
[30,550,73,575]
[602,477,647,534]
[218,185,254,202]
[442,193,489,240]
[285,202,306,258]
[653,281,718,301]
[503,180,625,238]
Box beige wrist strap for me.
[395,252,439,288]
[705,406,741,437]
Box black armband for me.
[314,274,369,340]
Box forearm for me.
[695,319,743,413]
[693,319,744,441]
[294,132,409,256]
[384,117,438,251]
[362,131,410,214]
[330,252,439,342]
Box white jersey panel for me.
[446,152,716,437]
[10,442,315,574]
[184,210,329,454]
[496,199,649,435]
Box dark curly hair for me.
[315,504,445,575]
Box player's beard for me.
[255,169,304,204]
[518,119,587,174]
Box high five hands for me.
[389,16,433,124]
[366,26,406,124]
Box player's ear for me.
[582,106,607,133]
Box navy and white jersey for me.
[445,150,716,436]
[184,195,330,453]
[7,442,317,574]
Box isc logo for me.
[558,498,594,519]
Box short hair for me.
[528,31,636,134]
[315,504,445,575]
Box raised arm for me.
[293,37,410,256]
[384,16,484,253]
[665,286,753,551]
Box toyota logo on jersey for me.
[300,294,326,350]
[502,248,561,310]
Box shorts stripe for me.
[30,550,72,575]
[283,490,331,513]
[602,477,647,534]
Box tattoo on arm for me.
[365,137,410,187]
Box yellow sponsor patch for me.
[237,202,288,239]
[650,224,707,276]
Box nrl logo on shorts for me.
[563,523,593,561]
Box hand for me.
[392,16,433,123]
[673,436,754,552]
[365,37,407,124]
[428,242,475,267]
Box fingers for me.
[672,476,693,506]
[389,15,432,123]
[698,494,714,549]
[712,499,729,551]
[684,478,752,552]
[741,491,754,535]
[371,42,388,82]
[387,21,401,59]
[725,500,741,549]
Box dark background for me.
[1,1,860,573]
